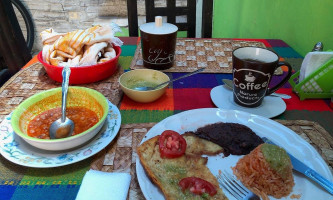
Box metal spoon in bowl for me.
[134,68,205,91]
[222,79,292,99]
[49,66,74,139]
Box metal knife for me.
[262,137,333,195]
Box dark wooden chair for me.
[0,0,32,86]
[126,0,213,38]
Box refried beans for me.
[185,122,263,156]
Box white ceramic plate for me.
[210,85,286,118]
[136,108,333,200]
[0,100,121,168]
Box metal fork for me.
[217,171,260,200]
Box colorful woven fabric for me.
[118,38,333,134]
[0,156,91,200]
[1,37,332,200]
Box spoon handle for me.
[61,66,71,123]
[270,92,291,99]
[154,68,205,89]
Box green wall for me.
[213,0,333,57]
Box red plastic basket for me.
[37,46,121,84]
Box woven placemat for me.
[90,123,156,200]
[130,38,266,73]
[0,62,123,122]
[90,120,333,199]
[275,120,333,171]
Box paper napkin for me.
[76,169,131,200]
[299,51,333,82]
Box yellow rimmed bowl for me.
[119,69,170,103]
[11,87,109,151]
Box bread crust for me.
[137,135,228,200]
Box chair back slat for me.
[145,0,155,23]
[202,0,213,38]
[146,0,196,38]
[127,0,139,37]
[186,0,196,38]
[0,0,32,85]
[127,0,212,38]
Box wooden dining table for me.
[0,37,332,200]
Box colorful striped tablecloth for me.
[0,37,332,200]
[118,38,333,133]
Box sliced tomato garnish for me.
[179,177,217,196]
[159,130,187,158]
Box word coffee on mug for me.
[232,47,292,108]
[140,16,178,70]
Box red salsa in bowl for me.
[11,86,109,151]
[27,107,99,139]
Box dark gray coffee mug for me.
[232,47,292,108]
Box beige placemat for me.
[130,38,266,73]
[90,120,333,200]
[90,123,156,200]
[0,62,123,122]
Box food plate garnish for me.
[136,108,333,200]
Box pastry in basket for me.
[233,143,295,200]
[137,130,228,200]
[40,23,123,67]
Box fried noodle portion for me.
[233,144,294,200]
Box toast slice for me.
[137,135,228,200]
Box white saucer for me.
[0,100,121,168]
[210,85,286,118]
